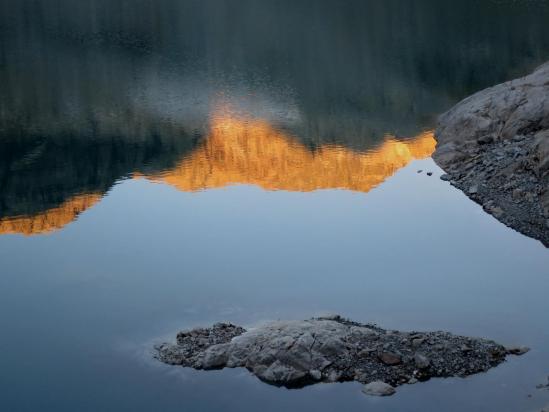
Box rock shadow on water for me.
[154,315,529,396]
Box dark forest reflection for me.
[2,0,549,233]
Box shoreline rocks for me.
[434,62,549,247]
[155,316,527,395]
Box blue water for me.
[2,1,549,411]
[1,159,548,411]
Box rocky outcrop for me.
[155,316,526,395]
[434,62,549,246]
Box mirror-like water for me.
[1,1,548,411]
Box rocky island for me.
[155,316,527,396]
[434,62,549,246]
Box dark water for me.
[1,1,549,411]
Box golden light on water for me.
[0,193,102,236]
[147,113,436,193]
[0,111,435,235]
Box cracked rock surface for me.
[434,61,549,246]
[155,316,526,392]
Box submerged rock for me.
[505,345,530,355]
[434,61,549,246]
[155,316,526,393]
[362,381,396,396]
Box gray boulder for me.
[436,62,549,156]
[434,62,549,246]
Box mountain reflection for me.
[0,193,102,235]
[0,111,435,235]
[2,0,549,235]
[145,112,435,193]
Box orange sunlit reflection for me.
[0,193,102,235]
[0,111,435,235]
[146,112,436,193]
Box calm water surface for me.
[1,1,549,411]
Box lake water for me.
[1,1,549,411]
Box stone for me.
[502,181,515,190]
[512,188,524,201]
[440,174,451,181]
[426,172,433,176]
[155,316,523,390]
[505,345,530,355]
[318,336,346,356]
[310,369,322,380]
[461,344,473,353]
[534,131,549,176]
[358,348,376,357]
[202,344,230,369]
[434,61,549,247]
[478,135,494,145]
[259,360,308,384]
[414,353,430,369]
[318,314,342,321]
[412,338,426,348]
[362,381,396,397]
[526,193,536,203]
[326,370,342,382]
[378,352,402,366]
[491,206,504,218]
